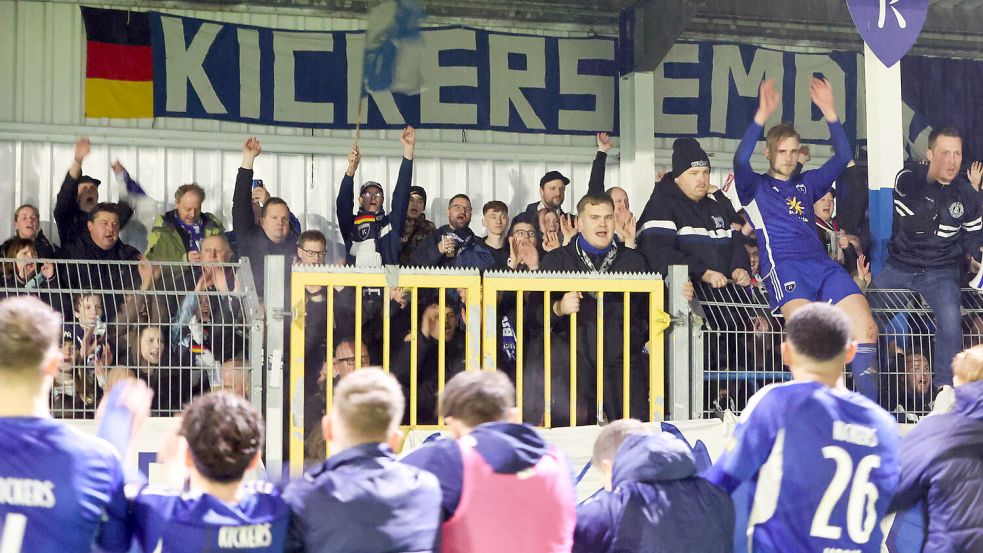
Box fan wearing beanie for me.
[731,77,880,402]
[636,138,751,296]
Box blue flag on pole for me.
[363,0,426,95]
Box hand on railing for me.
[553,291,583,317]
[701,269,728,288]
[731,268,751,287]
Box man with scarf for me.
[143,182,226,262]
[409,194,495,270]
[337,127,416,266]
[539,193,650,425]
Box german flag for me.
[81,7,153,118]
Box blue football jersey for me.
[131,480,289,553]
[733,120,852,278]
[705,381,901,553]
[0,417,130,552]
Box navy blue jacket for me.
[283,442,441,553]
[337,158,413,266]
[401,422,568,522]
[888,164,983,271]
[573,433,734,553]
[888,379,983,553]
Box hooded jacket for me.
[888,379,983,553]
[401,422,576,551]
[636,174,750,279]
[574,433,734,553]
[283,442,442,553]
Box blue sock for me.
[851,343,879,401]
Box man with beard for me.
[409,194,495,270]
[54,137,133,247]
[398,185,435,265]
[337,127,416,266]
[524,132,612,224]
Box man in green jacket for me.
[145,183,225,262]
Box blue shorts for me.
[762,257,861,312]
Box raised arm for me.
[802,78,852,198]
[233,137,261,234]
[733,81,780,205]
[337,144,359,241]
[387,127,416,239]
[586,132,612,196]
[54,137,91,239]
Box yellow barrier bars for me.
[543,292,552,428]
[596,291,604,423]
[515,290,524,415]
[288,266,481,478]
[325,288,335,459]
[480,270,669,429]
[382,287,391,373]
[289,276,307,477]
[410,286,418,428]
[622,291,630,420]
[650,281,670,420]
[354,285,363,370]
[437,289,446,423]
[569,309,577,427]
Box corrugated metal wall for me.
[0,0,626,248]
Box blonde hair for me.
[0,296,61,378]
[952,345,983,385]
[333,368,404,442]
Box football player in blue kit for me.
[98,385,289,552]
[0,296,130,552]
[705,303,900,553]
[734,78,880,400]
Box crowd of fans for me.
[4,98,983,426]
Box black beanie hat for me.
[671,138,710,177]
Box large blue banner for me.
[147,12,619,134]
[651,41,866,145]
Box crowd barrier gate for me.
[285,264,482,477]
[480,269,671,427]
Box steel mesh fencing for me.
[0,257,261,419]
[695,282,976,421]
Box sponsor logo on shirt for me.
[217,523,273,549]
[0,477,56,508]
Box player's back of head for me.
[785,302,853,377]
[953,345,983,385]
[592,418,654,466]
[439,370,515,428]
[333,368,404,443]
[180,391,264,483]
[0,296,61,380]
